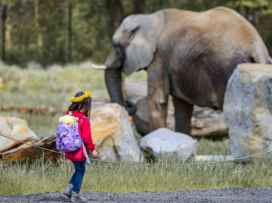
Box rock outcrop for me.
[224,64,272,160]
[90,103,142,162]
[0,116,38,153]
[139,128,197,160]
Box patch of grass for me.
[197,138,231,155]
[1,157,272,196]
[0,62,147,110]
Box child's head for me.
[69,91,92,117]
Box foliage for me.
[1,157,272,195]
[0,0,271,67]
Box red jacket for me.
[65,111,95,162]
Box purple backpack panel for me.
[56,122,82,152]
[56,114,91,165]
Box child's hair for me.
[68,91,92,117]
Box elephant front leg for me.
[172,96,193,135]
[147,58,169,132]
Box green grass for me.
[197,138,230,155]
[1,157,272,196]
[0,61,147,110]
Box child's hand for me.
[91,149,99,159]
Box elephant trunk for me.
[105,68,125,106]
[104,68,137,115]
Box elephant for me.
[93,7,271,135]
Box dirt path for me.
[1,187,272,203]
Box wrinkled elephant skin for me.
[104,7,271,135]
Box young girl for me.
[63,91,99,203]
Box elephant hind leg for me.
[173,97,194,135]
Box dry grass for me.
[1,157,272,196]
[0,61,147,110]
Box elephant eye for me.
[128,31,134,38]
[128,27,138,41]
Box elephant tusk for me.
[91,64,108,70]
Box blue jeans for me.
[69,160,86,193]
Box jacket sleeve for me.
[81,118,96,150]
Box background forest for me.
[0,0,271,67]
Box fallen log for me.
[2,136,62,163]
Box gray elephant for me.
[94,7,271,135]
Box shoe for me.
[63,184,73,198]
[70,191,87,203]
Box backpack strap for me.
[82,142,91,166]
[79,116,91,166]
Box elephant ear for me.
[120,11,165,76]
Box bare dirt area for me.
[1,187,272,203]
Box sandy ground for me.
[1,187,272,203]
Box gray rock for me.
[139,128,197,160]
[223,64,272,159]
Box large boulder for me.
[90,103,142,162]
[139,128,197,160]
[224,64,272,159]
[0,116,38,153]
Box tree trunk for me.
[106,0,123,36]
[134,0,144,14]
[68,2,72,63]
[35,0,43,51]
[1,3,7,62]
[4,0,11,51]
